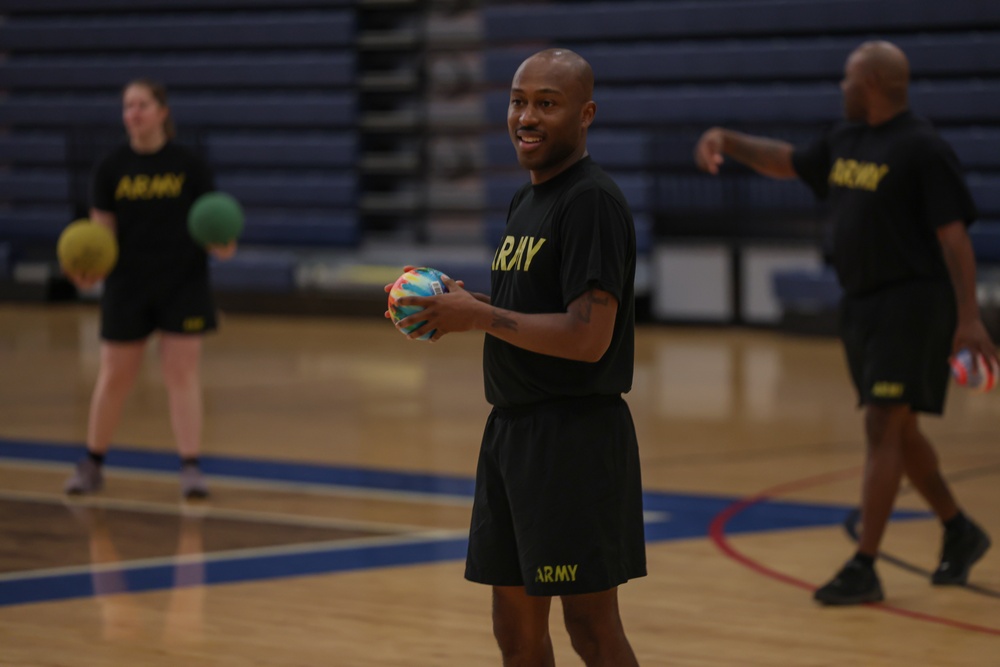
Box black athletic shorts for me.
[840,279,956,414]
[100,270,218,342]
[465,394,647,596]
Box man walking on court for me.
[694,41,995,605]
[389,48,645,664]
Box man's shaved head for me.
[840,40,910,123]
[514,48,594,104]
[850,41,910,106]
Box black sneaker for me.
[932,520,991,586]
[813,560,884,605]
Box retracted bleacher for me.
[481,0,1000,325]
[0,0,359,296]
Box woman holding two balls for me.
[63,78,237,499]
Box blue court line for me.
[0,538,469,607]
[0,438,476,497]
[640,491,927,541]
[0,437,930,608]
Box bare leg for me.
[159,334,203,459]
[492,586,555,667]
[164,515,207,643]
[87,341,147,454]
[562,588,639,667]
[900,415,959,522]
[79,509,141,639]
[857,403,911,556]
[815,403,914,604]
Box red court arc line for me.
[708,466,1000,637]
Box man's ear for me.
[581,100,596,129]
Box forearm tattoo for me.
[572,292,610,324]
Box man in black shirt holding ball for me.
[391,48,645,665]
[695,41,996,605]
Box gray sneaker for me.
[64,457,104,495]
[180,465,210,499]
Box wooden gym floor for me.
[0,303,997,666]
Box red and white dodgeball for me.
[950,349,999,393]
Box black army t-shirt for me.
[92,141,215,279]
[792,111,977,296]
[483,157,637,408]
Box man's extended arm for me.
[694,127,798,179]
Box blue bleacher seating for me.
[483,1,1000,43]
[2,0,997,296]
[0,134,67,165]
[0,12,355,51]
[0,172,69,203]
[0,93,356,128]
[0,54,356,90]
[3,0,350,10]
[586,132,651,170]
[941,129,1000,170]
[241,211,359,247]
[0,207,74,241]
[210,250,298,293]
[0,2,360,257]
[205,133,358,169]
[484,33,1000,86]
[970,221,1000,264]
[216,173,356,209]
[741,178,821,212]
[652,176,729,213]
[968,175,1000,219]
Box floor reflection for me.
[67,505,206,642]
